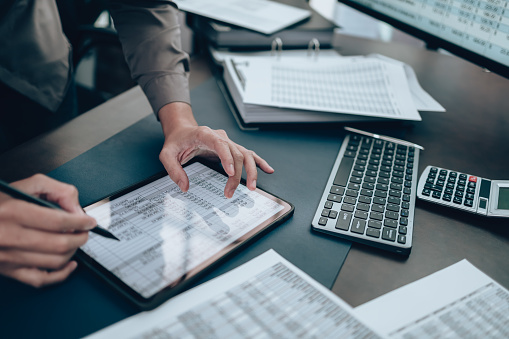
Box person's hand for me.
[158,102,274,198]
[0,174,96,287]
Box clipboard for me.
[77,160,294,310]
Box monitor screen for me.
[338,0,509,79]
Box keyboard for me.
[311,130,420,255]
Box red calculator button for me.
[469,176,477,183]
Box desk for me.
[1,34,508,336]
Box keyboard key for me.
[368,220,382,229]
[346,189,359,197]
[335,211,352,230]
[348,183,361,190]
[386,204,400,212]
[354,210,369,219]
[318,217,328,226]
[382,228,397,241]
[385,211,399,220]
[360,189,374,197]
[357,203,370,212]
[366,228,381,238]
[327,194,342,203]
[321,209,330,217]
[329,210,338,219]
[344,196,357,205]
[373,197,386,205]
[333,157,354,187]
[371,204,384,213]
[330,186,345,195]
[341,204,355,212]
[351,218,366,234]
[375,190,388,198]
[358,196,371,204]
[399,226,407,235]
[370,212,383,221]
[388,196,401,205]
[384,219,398,228]
[397,234,406,244]
[324,201,333,209]
[400,217,408,226]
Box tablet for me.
[79,160,294,310]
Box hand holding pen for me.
[0,174,116,288]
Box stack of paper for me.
[173,0,311,35]
[87,250,509,338]
[220,51,445,125]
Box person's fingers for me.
[224,142,244,198]
[0,223,89,254]
[0,247,76,270]
[12,174,84,214]
[252,152,275,174]
[237,146,258,191]
[159,147,191,192]
[205,128,235,177]
[0,261,78,288]
[0,199,96,232]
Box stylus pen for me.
[345,127,425,151]
[0,179,119,241]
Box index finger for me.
[12,174,84,215]
[1,199,96,232]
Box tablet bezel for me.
[77,159,294,310]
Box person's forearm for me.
[158,102,197,137]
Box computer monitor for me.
[337,0,509,79]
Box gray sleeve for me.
[108,0,191,117]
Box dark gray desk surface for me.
[0,34,508,334]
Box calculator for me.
[417,166,509,218]
[311,128,421,255]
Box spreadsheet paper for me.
[242,58,422,121]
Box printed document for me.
[242,57,422,121]
[353,259,509,338]
[173,0,310,35]
[86,250,381,338]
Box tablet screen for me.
[82,162,291,300]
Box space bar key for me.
[333,157,355,187]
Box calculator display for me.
[497,188,509,210]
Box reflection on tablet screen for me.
[83,162,285,298]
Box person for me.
[0,0,274,287]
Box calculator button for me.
[324,201,333,209]
[385,211,399,220]
[468,176,477,183]
[371,204,384,213]
[467,181,476,188]
[399,226,407,235]
[370,212,383,221]
[336,211,352,230]
[318,217,328,226]
[341,204,355,212]
[449,172,457,178]
[453,197,462,204]
[442,194,452,202]
[430,167,438,173]
[348,182,361,190]
[432,191,441,199]
[440,170,447,176]
[400,217,408,226]
[346,189,359,197]
[464,199,474,207]
[329,210,338,219]
[321,209,330,217]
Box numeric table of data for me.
[83,162,284,298]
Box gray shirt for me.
[0,0,190,116]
